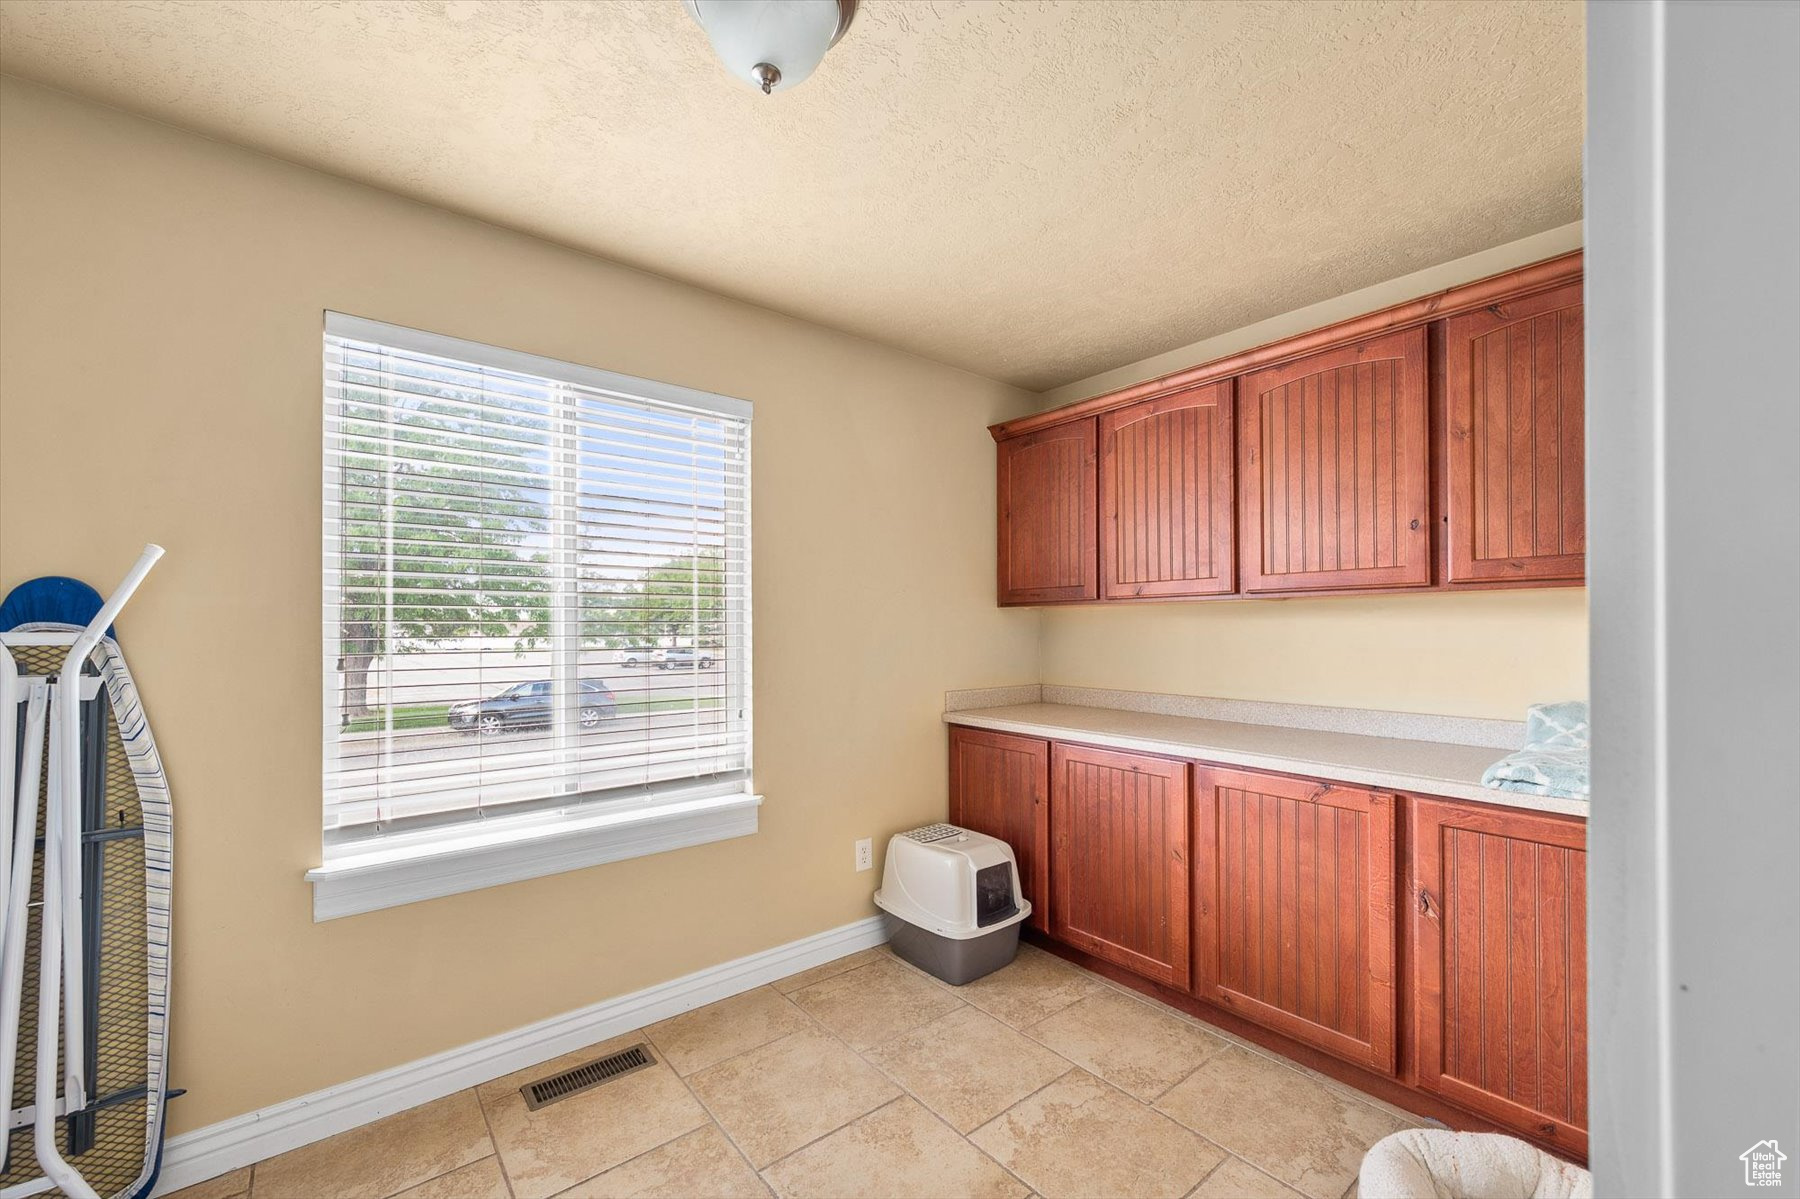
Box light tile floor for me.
[168,943,1420,1199]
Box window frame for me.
[307,312,757,920]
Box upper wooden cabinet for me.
[987,253,1585,605]
[1192,766,1398,1074]
[1443,284,1587,584]
[1410,797,1588,1156]
[996,417,1097,604]
[948,726,1050,932]
[1049,743,1191,989]
[1237,328,1431,593]
[1099,382,1235,598]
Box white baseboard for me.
[151,914,888,1195]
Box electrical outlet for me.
[854,837,873,872]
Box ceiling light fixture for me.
[682,0,858,95]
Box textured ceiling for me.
[0,1,1583,390]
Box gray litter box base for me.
[882,914,1021,985]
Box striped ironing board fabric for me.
[3,634,171,1199]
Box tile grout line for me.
[1001,981,1223,1105]
[754,1093,914,1184]
[742,948,1098,1194]
[652,981,832,1082]
[962,1061,1230,1195]
[653,997,786,1199]
[246,1090,502,1199]
[766,945,888,997]
[378,1151,510,1199]
[676,987,864,1186]
[895,1087,1040,1199]
[535,1053,766,1198]
[700,1109,775,1199]
[471,1083,519,1199]
[650,1009,778,1197]
[816,984,1053,1198]
[1187,1153,1230,1198]
[743,963,980,1178]
[1136,1014,1236,1106]
[962,1044,1234,1188]
[961,1065,1082,1143]
[952,1066,1089,1197]
[1237,1153,1315,1199]
[1082,964,1427,1127]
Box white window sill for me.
[305,791,762,921]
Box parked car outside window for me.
[447,680,618,735]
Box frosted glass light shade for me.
[684,0,851,94]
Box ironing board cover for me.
[2,629,171,1199]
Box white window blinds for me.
[322,314,751,856]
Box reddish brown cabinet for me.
[945,723,1589,1155]
[1049,743,1191,989]
[1099,381,1235,598]
[1410,798,1588,1156]
[996,417,1098,603]
[1443,283,1586,584]
[1192,766,1398,1074]
[987,254,1585,604]
[947,726,1050,932]
[1237,328,1431,593]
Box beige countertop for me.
[943,701,1589,820]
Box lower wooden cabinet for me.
[947,726,1050,932]
[1410,798,1588,1156]
[943,725,1588,1154]
[1192,766,1398,1074]
[1049,743,1191,989]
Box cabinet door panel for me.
[1193,767,1397,1073]
[997,419,1098,603]
[948,727,1049,932]
[1050,744,1190,988]
[1100,382,1235,598]
[1444,283,1586,583]
[1238,329,1429,592]
[1411,798,1587,1155]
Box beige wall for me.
[1034,222,1590,721]
[0,74,1588,1136]
[0,78,1040,1132]
[1038,591,1587,719]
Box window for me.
[308,313,754,919]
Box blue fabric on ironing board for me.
[0,575,115,638]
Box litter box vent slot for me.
[520,1043,655,1110]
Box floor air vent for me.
[520,1043,656,1110]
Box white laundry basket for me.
[1359,1130,1593,1199]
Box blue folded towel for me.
[1525,700,1589,749]
[1482,701,1590,800]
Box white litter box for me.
[873,824,1030,984]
